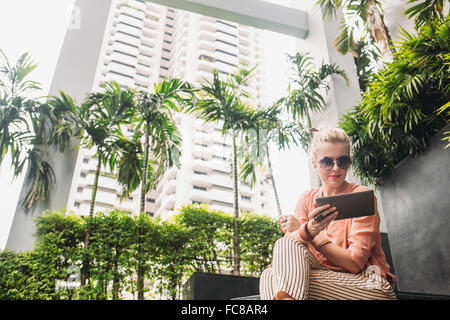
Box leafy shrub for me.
[340,16,450,185]
[0,206,282,300]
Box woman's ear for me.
[312,157,317,169]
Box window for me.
[216,20,237,29]
[215,39,238,48]
[193,185,207,191]
[74,202,80,208]
[120,12,143,22]
[83,158,89,164]
[193,170,207,176]
[80,172,86,178]
[77,187,83,192]
[215,49,238,57]
[212,155,227,161]
[146,198,155,203]
[241,195,251,201]
[108,70,134,79]
[146,211,154,217]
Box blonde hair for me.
[309,124,352,159]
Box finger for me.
[317,211,339,227]
[308,204,332,219]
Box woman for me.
[259,126,396,300]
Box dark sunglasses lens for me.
[319,157,334,168]
[337,156,351,168]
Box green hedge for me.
[0,205,282,300]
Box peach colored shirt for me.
[294,182,396,286]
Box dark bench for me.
[186,233,450,300]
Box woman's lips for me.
[329,175,341,180]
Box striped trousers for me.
[260,237,396,300]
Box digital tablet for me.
[314,190,375,222]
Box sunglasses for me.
[318,156,352,170]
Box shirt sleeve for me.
[293,191,310,225]
[347,194,380,271]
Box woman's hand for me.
[278,215,301,234]
[307,204,338,238]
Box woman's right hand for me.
[278,214,301,234]
[307,204,338,238]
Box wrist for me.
[298,222,314,242]
[312,235,331,251]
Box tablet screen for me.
[314,190,375,221]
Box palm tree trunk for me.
[232,131,240,275]
[366,0,393,58]
[137,125,150,300]
[140,125,150,214]
[82,152,102,285]
[266,146,282,217]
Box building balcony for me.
[197,59,215,74]
[193,131,213,146]
[118,14,143,29]
[193,145,211,161]
[199,29,216,42]
[109,51,137,66]
[198,39,216,53]
[192,158,213,173]
[190,188,211,204]
[114,23,142,38]
[199,19,216,33]
[215,21,238,36]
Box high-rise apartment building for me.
[65,0,276,219]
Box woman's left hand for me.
[278,215,301,233]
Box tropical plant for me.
[0,50,71,210]
[185,67,257,275]
[316,0,393,59]
[174,204,233,274]
[340,16,450,185]
[50,82,134,243]
[48,81,135,286]
[239,102,312,217]
[285,52,349,128]
[131,78,193,214]
[404,0,448,28]
[116,77,192,299]
[0,206,281,299]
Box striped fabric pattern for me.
[260,237,397,300]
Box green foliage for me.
[0,50,68,210]
[174,204,234,274]
[340,16,450,185]
[239,212,284,275]
[0,206,281,300]
[285,52,348,128]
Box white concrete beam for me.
[145,0,309,38]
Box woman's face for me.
[312,142,351,189]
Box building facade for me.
[65,0,275,220]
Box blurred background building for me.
[65,0,276,220]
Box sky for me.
[0,0,311,249]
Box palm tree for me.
[0,49,69,210]
[132,78,193,214]
[285,52,349,128]
[115,77,192,300]
[404,0,447,28]
[186,67,256,275]
[316,0,393,59]
[49,81,135,284]
[239,103,312,217]
[239,52,347,217]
